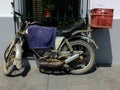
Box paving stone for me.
[0,65,120,90]
[100,65,120,90]
[105,78,120,90]
[67,75,88,90]
[48,75,68,90]
[25,67,48,90]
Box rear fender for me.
[66,35,99,49]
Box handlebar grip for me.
[11,2,14,8]
[14,11,22,16]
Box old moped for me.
[3,9,98,76]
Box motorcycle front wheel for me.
[61,40,95,74]
[3,43,15,76]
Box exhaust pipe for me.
[13,43,22,69]
[64,54,79,64]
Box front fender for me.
[15,43,22,60]
[13,43,22,69]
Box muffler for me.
[39,54,79,70]
[64,54,79,64]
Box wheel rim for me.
[4,46,16,71]
[61,40,94,73]
[68,45,90,69]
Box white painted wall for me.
[90,0,120,19]
[0,0,120,19]
[0,0,13,17]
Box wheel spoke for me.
[61,40,95,74]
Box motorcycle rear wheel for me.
[61,40,95,74]
[3,43,15,76]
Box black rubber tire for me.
[61,40,95,74]
[3,43,15,76]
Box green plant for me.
[42,1,55,11]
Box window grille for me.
[16,0,89,28]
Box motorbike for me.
[2,9,98,76]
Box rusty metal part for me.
[40,61,63,69]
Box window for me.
[19,0,83,28]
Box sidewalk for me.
[0,64,120,90]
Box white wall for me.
[90,0,120,64]
[0,0,13,17]
[0,0,120,19]
[90,0,120,19]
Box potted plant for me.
[42,1,55,18]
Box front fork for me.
[5,32,25,69]
[7,41,23,69]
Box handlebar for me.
[11,2,22,17]
[14,11,22,17]
[11,2,14,8]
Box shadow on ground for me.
[5,61,114,77]
[7,60,31,77]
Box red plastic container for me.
[90,8,114,28]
